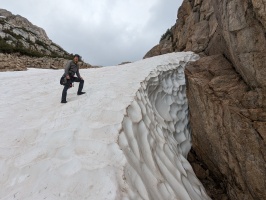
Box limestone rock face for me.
[212,0,266,88]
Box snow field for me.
[0,52,210,200]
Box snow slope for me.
[0,52,210,200]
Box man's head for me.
[73,54,81,63]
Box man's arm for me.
[76,66,82,79]
[64,61,71,78]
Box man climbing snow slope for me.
[61,54,85,103]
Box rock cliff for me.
[145,0,266,199]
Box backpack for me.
[60,76,67,85]
[60,76,74,87]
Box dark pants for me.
[61,77,84,101]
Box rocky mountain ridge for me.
[145,0,266,199]
[0,8,69,58]
[0,8,94,70]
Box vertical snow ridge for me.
[118,60,211,200]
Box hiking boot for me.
[77,92,86,95]
[61,100,67,103]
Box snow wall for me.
[118,55,210,200]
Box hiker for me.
[61,54,85,103]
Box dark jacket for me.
[63,60,81,78]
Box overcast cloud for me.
[0,0,183,66]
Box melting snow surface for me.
[0,52,210,200]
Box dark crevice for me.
[188,148,229,200]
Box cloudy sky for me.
[0,0,183,66]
